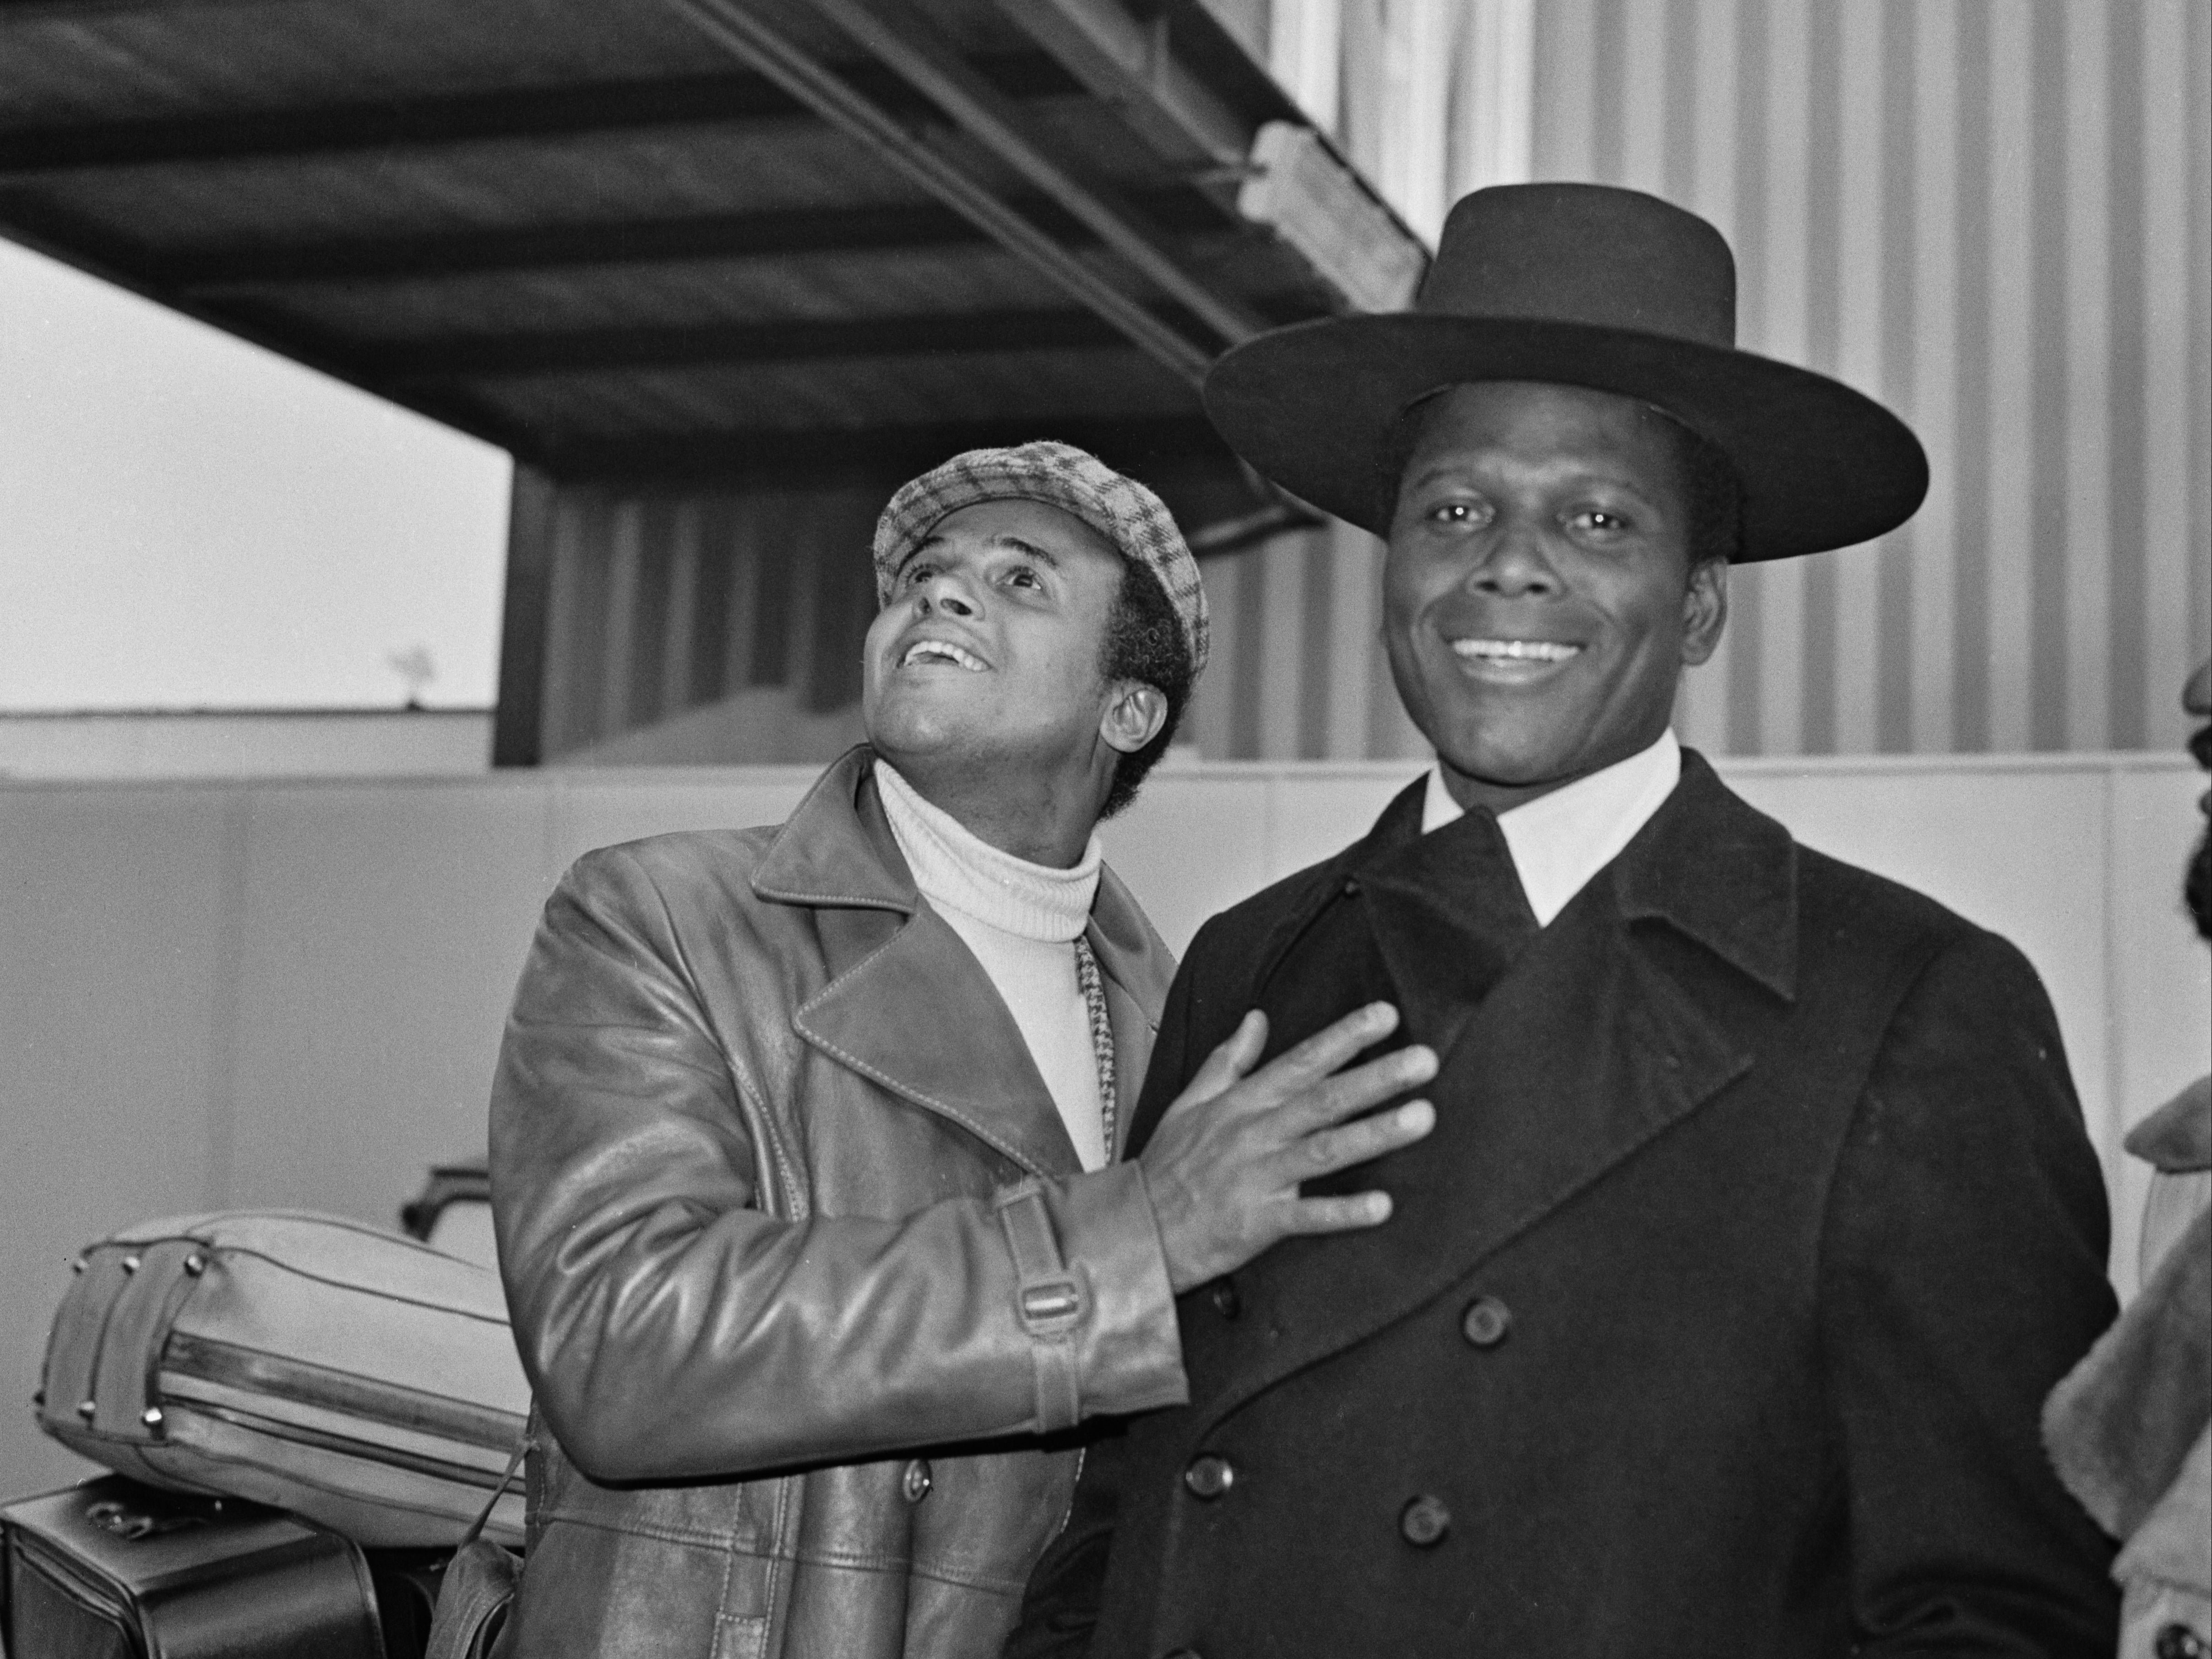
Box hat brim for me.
[1203,314,1928,561]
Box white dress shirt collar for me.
[1419,730,1683,927]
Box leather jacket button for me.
[1182,1454,1234,1499]
[1207,1279,1241,1319]
[1400,1494,1451,1547]
[900,1458,932,1503]
[1461,1294,1512,1348]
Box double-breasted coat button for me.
[900,1459,932,1503]
[1207,1278,1241,1319]
[1182,1454,1234,1499]
[1399,1495,1451,1547]
[1461,1294,1512,1348]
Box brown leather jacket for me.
[489,749,1188,1659]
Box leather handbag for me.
[36,1211,528,1549]
[422,1537,519,1659]
[0,1475,386,1659]
[421,1426,527,1659]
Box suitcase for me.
[0,1475,386,1659]
[36,1211,527,1549]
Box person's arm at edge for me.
[1822,928,2121,1654]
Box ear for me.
[1099,681,1168,756]
[1680,556,1728,667]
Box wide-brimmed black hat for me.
[1204,183,1927,561]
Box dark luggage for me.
[0,1475,386,1659]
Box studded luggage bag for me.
[35,1211,528,1550]
[0,1475,387,1659]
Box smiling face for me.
[1383,381,1729,812]
[862,498,1163,843]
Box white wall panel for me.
[227,785,557,1223]
[0,787,242,1493]
[546,772,815,877]
[1097,775,1274,957]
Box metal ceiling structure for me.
[1,0,1421,486]
[1,0,1426,762]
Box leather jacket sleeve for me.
[490,845,1190,1486]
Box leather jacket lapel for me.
[793,904,1082,1178]
[760,746,1085,1179]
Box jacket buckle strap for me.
[995,1180,1088,1433]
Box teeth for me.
[1450,638,1582,663]
[902,640,986,672]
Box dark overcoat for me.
[1012,753,2120,1658]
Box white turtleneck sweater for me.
[875,761,1111,1171]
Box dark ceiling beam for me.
[532,413,1238,483]
[0,50,1074,176]
[666,0,1215,383]
[375,307,1131,381]
[792,0,1268,347]
[161,186,1224,291]
[987,0,1250,173]
[173,203,989,288]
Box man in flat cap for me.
[1011,186,2119,1655]
[487,442,1437,1659]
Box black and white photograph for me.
[1,1,2207,1655]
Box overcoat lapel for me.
[1356,802,1540,1057]
[1188,754,1798,1429]
[757,748,1084,1179]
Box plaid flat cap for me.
[871,440,1209,680]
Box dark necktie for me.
[1355,802,1543,1061]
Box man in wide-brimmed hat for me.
[488,442,1439,1659]
[1011,186,2120,1656]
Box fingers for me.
[1280,1041,1438,1134]
[1260,1001,1402,1090]
[1282,1191,1395,1234]
[1170,1010,1270,1114]
[1282,1100,1435,1183]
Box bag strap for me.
[429,1406,532,1659]
[461,1426,528,1549]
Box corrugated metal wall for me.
[530,0,2210,765]
[1205,0,2212,761]
[1584,0,2212,759]
[535,481,880,762]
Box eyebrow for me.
[1404,462,1665,509]
[994,534,1061,568]
[897,532,1063,575]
